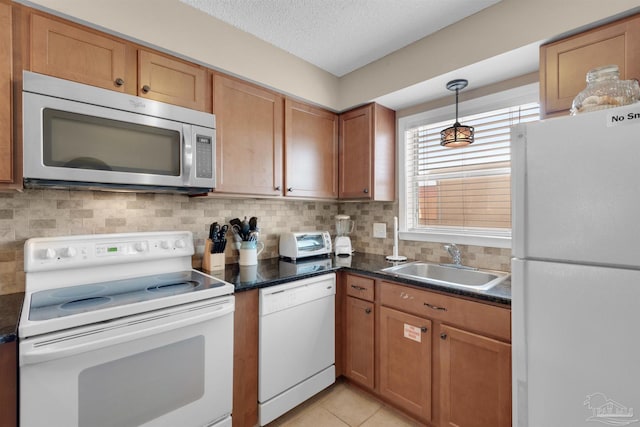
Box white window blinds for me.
[404,102,539,235]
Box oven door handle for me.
[20,299,234,366]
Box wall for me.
[0,189,338,295]
[339,202,511,273]
[0,189,512,296]
[338,0,640,109]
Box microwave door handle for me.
[20,300,233,366]
[182,125,193,183]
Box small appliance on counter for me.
[279,231,332,261]
[334,215,354,256]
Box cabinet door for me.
[339,104,372,199]
[0,341,17,427]
[233,289,259,427]
[540,14,640,117]
[0,2,12,183]
[138,50,208,111]
[213,75,283,196]
[30,14,130,92]
[284,99,338,199]
[344,296,374,389]
[379,306,432,422]
[439,324,511,427]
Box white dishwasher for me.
[258,273,336,426]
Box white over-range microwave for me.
[22,71,216,194]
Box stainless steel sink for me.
[380,262,509,291]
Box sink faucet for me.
[444,244,462,266]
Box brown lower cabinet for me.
[439,324,511,427]
[339,273,512,427]
[232,289,259,427]
[379,306,432,422]
[344,296,375,388]
[0,341,17,427]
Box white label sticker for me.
[404,324,421,342]
[606,106,640,127]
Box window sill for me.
[399,231,511,249]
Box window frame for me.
[397,82,540,249]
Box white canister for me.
[238,241,265,266]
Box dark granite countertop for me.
[0,293,24,344]
[207,252,511,306]
[1,253,510,344]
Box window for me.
[398,84,540,248]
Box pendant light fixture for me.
[440,79,474,147]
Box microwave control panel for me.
[195,134,213,179]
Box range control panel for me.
[24,231,194,272]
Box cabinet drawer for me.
[380,281,510,341]
[345,274,374,301]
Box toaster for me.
[279,231,332,261]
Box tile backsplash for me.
[0,191,511,295]
[338,202,512,273]
[0,189,338,295]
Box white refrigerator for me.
[511,104,640,427]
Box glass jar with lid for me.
[570,64,640,115]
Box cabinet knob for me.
[363,188,369,194]
[365,308,372,314]
[421,326,428,333]
[141,85,151,94]
[274,186,281,191]
[440,333,448,340]
[114,78,125,87]
[287,187,293,192]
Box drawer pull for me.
[424,302,447,312]
[141,85,151,93]
[114,77,124,87]
[351,285,367,291]
[400,292,414,300]
[365,308,372,314]
[421,326,428,333]
[440,333,448,340]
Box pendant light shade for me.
[440,79,474,147]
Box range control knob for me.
[44,248,56,259]
[160,240,170,249]
[175,239,186,249]
[134,242,146,252]
[60,247,77,258]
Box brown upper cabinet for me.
[30,13,132,93]
[30,13,209,112]
[137,50,207,111]
[0,2,13,184]
[339,103,395,201]
[284,100,338,199]
[213,74,283,196]
[540,13,640,118]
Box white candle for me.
[393,216,399,256]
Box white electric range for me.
[19,231,235,427]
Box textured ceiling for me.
[180,0,501,77]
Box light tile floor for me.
[267,380,424,427]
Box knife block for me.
[202,239,225,272]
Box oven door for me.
[19,296,234,427]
